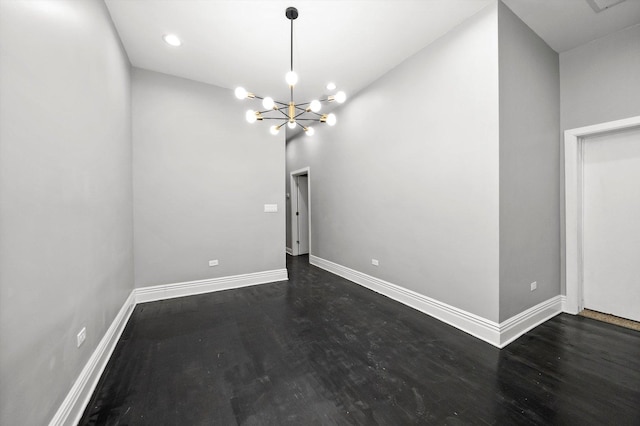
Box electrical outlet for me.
[209,259,219,267]
[77,327,86,348]
[530,281,537,292]
[371,259,379,266]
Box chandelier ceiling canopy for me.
[234,6,346,137]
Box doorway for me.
[564,115,640,318]
[582,126,640,322]
[290,167,311,256]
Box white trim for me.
[561,295,568,312]
[290,167,311,257]
[310,255,561,348]
[286,247,293,256]
[50,268,288,425]
[48,292,136,426]
[309,255,500,346]
[135,269,289,304]
[498,295,562,347]
[564,115,640,315]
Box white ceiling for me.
[502,0,640,52]
[105,0,640,103]
[105,0,493,102]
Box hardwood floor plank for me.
[79,255,640,425]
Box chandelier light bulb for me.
[326,82,336,91]
[285,71,298,86]
[326,113,337,126]
[270,125,280,135]
[287,121,296,129]
[305,127,315,136]
[235,87,248,99]
[335,91,347,103]
[245,110,257,123]
[309,100,321,112]
[262,97,275,109]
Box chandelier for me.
[234,6,346,136]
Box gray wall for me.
[497,2,560,321]
[559,24,640,294]
[0,1,133,424]
[132,69,285,287]
[560,24,640,131]
[287,3,501,322]
[285,128,303,252]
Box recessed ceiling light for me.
[586,0,626,13]
[326,82,336,91]
[163,34,181,47]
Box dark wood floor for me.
[80,255,640,425]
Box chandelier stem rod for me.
[290,13,294,103]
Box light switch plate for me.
[264,204,278,213]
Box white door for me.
[295,175,309,255]
[583,126,640,322]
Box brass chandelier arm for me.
[258,114,323,122]
[252,99,325,118]
[293,110,307,119]
[255,104,287,114]
[293,105,312,113]
[250,95,289,108]
[296,98,331,107]
[299,109,323,117]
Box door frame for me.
[564,115,640,314]
[290,167,311,256]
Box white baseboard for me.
[560,294,581,315]
[50,268,288,425]
[49,291,136,426]
[135,269,289,304]
[286,247,293,255]
[310,255,561,348]
[309,255,501,346]
[498,295,563,347]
